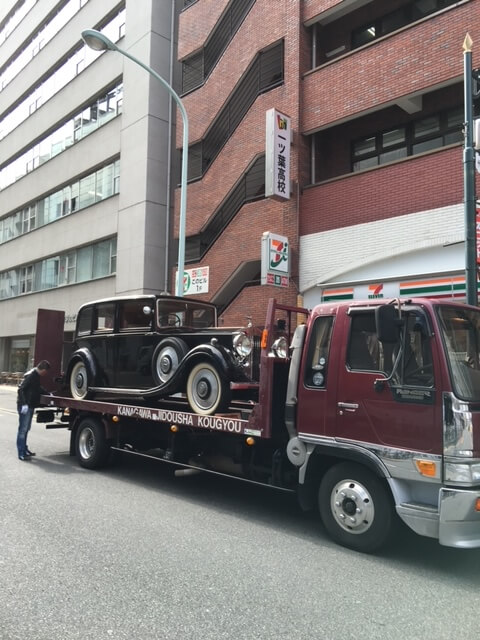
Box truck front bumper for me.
[439,486,480,548]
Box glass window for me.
[96,165,114,201]
[412,137,442,154]
[41,257,59,289]
[379,147,407,163]
[383,128,405,148]
[352,24,376,48]
[79,174,96,209]
[59,252,76,285]
[76,246,93,282]
[353,136,376,157]
[119,300,152,330]
[414,115,440,138]
[95,303,115,331]
[77,307,93,335]
[400,313,433,387]
[304,316,334,387]
[347,313,383,372]
[19,265,34,294]
[437,305,480,401]
[93,240,111,278]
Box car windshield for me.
[436,304,480,401]
[156,298,217,329]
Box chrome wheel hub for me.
[330,479,374,534]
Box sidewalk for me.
[0,384,17,393]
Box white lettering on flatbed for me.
[116,405,244,434]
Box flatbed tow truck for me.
[37,296,480,553]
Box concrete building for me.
[0,0,180,372]
[176,0,480,323]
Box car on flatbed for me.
[65,294,274,415]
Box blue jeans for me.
[17,408,34,457]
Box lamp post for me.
[81,29,189,297]
[463,33,478,306]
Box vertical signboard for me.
[265,108,291,200]
[261,232,289,287]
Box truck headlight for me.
[233,332,252,357]
[444,461,480,484]
[271,336,288,358]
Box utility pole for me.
[463,33,478,306]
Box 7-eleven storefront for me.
[302,240,479,308]
[321,274,472,303]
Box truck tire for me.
[318,462,393,553]
[69,359,93,400]
[75,417,110,469]
[152,338,188,385]
[186,361,231,416]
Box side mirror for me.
[375,304,401,343]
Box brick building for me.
[176,0,480,321]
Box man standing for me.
[16,360,51,461]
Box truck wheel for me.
[318,462,393,553]
[186,362,231,416]
[75,417,110,469]
[152,338,188,385]
[69,359,92,400]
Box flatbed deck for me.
[41,394,263,437]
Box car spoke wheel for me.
[152,338,188,385]
[70,360,91,399]
[186,362,230,415]
[319,462,393,553]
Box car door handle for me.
[337,402,359,412]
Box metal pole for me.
[463,33,478,306]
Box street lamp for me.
[81,29,189,297]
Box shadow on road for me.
[32,445,480,586]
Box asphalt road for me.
[1,384,480,640]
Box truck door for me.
[295,313,336,436]
[335,308,442,453]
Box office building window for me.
[0,158,120,245]
[0,237,117,299]
[352,106,462,171]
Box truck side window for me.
[347,313,385,372]
[304,316,333,388]
[400,313,433,387]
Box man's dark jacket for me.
[17,369,48,409]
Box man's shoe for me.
[18,455,30,461]
[25,450,36,457]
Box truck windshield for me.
[436,305,480,401]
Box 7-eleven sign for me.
[261,232,289,287]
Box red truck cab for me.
[286,298,480,551]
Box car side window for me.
[304,316,334,388]
[94,303,115,332]
[119,300,152,330]
[77,306,93,335]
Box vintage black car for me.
[65,295,264,415]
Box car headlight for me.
[271,336,288,358]
[233,332,253,357]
